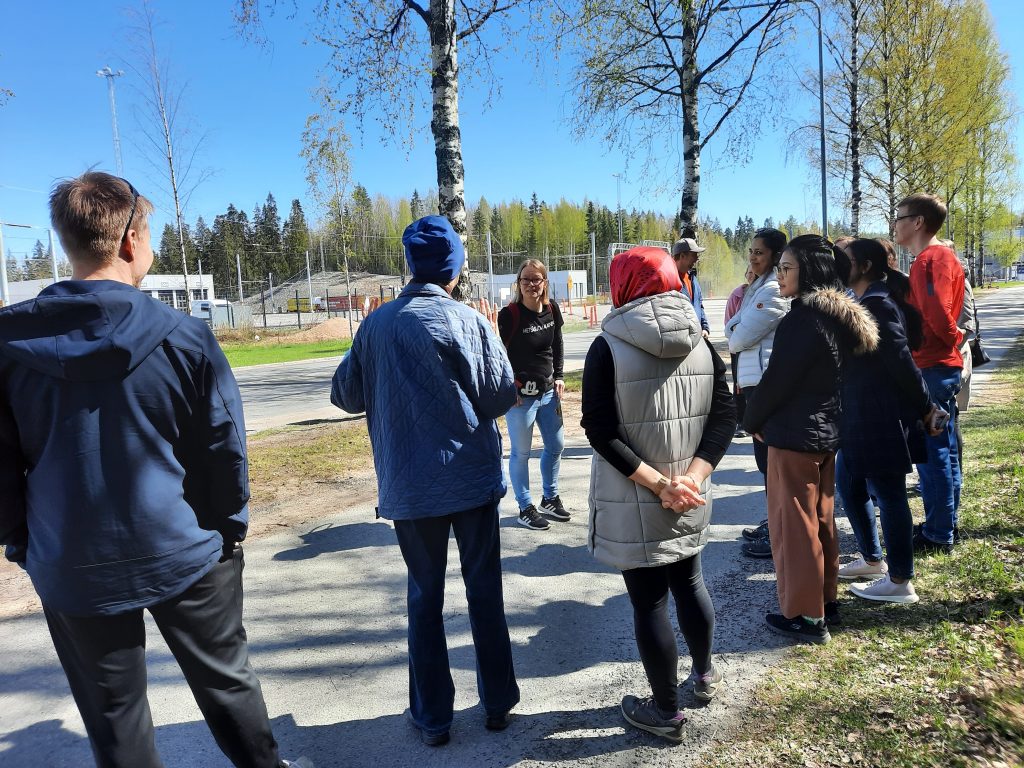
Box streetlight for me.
[97,67,125,176]
[719,0,828,235]
[0,221,63,306]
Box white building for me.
[3,273,215,310]
[483,270,589,304]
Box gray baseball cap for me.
[671,237,706,256]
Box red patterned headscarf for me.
[610,247,683,308]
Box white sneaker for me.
[849,575,919,604]
[838,556,888,581]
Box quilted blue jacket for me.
[331,282,517,519]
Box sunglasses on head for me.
[119,178,140,243]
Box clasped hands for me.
[658,475,705,513]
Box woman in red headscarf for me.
[582,247,736,743]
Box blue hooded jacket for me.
[331,282,517,519]
[0,280,248,616]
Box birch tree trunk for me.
[679,3,701,232]
[428,0,471,300]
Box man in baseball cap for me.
[671,231,710,337]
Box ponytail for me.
[882,265,923,350]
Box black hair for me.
[784,234,845,294]
[845,238,923,350]
[752,228,788,265]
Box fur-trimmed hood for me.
[800,287,879,355]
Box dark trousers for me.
[743,388,768,477]
[393,503,520,737]
[43,547,282,768]
[621,554,715,713]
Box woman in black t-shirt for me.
[497,259,567,531]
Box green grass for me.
[221,340,352,368]
[707,342,1024,768]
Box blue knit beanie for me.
[402,215,465,284]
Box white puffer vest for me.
[587,292,716,571]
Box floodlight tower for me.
[97,66,125,175]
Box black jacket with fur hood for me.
[743,288,879,454]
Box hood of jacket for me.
[800,287,879,355]
[601,291,701,360]
[0,280,184,382]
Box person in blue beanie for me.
[332,215,521,746]
[0,172,310,768]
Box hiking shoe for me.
[765,613,830,645]
[741,536,773,558]
[953,524,963,544]
[518,505,549,530]
[850,575,919,604]
[824,601,841,627]
[281,759,315,768]
[539,495,570,522]
[485,711,512,731]
[620,695,685,743]
[838,556,888,581]
[741,519,769,541]
[912,527,953,555]
[690,664,724,702]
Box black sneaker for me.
[765,613,830,644]
[539,495,570,522]
[405,710,450,746]
[620,695,685,743]
[741,536,773,558]
[485,711,512,731]
[912,526,953,555]
[741,519,769,541]
[518,505,550,530]
[825,601,841,627]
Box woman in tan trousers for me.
[743,235,879,644]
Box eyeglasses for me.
[894,214,919,223]
[119,178,140,243]
[519,277,546,285]
[774,264,796,276]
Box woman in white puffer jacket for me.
[725,228,789,555]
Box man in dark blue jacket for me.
[0,172,309,768]
[332,215,521,747]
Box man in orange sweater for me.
[896,193,964,554]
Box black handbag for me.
[970,334,991,368]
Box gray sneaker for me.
[281,759,314,768]
[620,694,685,743]
[690,664,724,701]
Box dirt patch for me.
[287,317,357,343]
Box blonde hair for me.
[512,259,550,305]
[50,171,154,266]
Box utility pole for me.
[96,67,125,176]
[612,173,624,242]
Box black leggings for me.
[621,553,715,713]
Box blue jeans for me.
[835,453,915,580]
[393,504,520,737]
[506,389,564,510]
[918,366,962,546]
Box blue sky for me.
[1,0,1021,260]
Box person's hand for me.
[658,476,705,512]
[554,379,565,399]
[925,405,949,437]
[702,329,710,339]
[753,432,764,442]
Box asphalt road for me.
[236,299,730,433]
